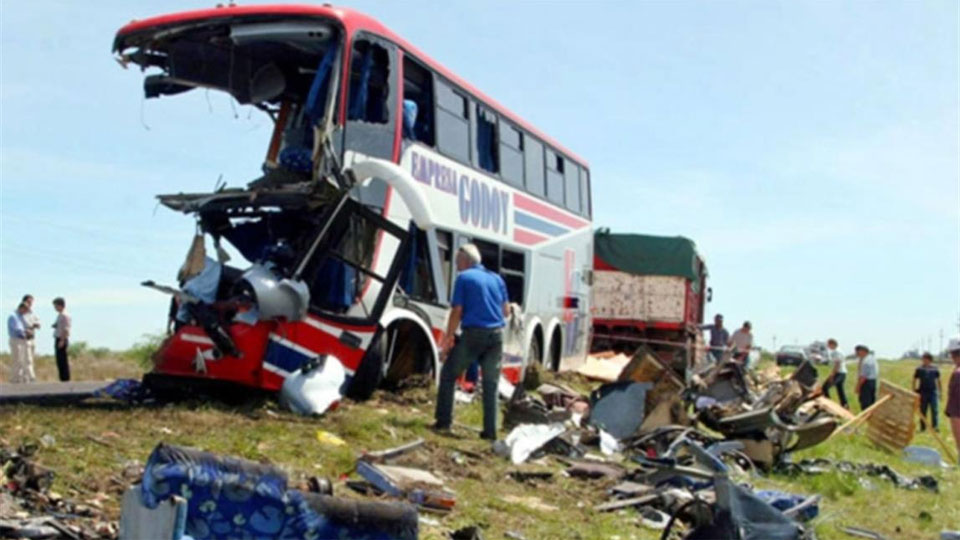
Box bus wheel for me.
[523,339,542,390]
[549,329,562,372]
[346,334,386,401]
[381,321,434,390]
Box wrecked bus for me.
[112,4,594,399]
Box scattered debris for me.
[361,439,425,463]
[140,443,419,539]
[280,355,345,415]
[493,423,566,464]
[903,445,949,468]
[316,430,348,447]
[356,461,456,512]
[775,458,939,492]
[576,352,631,382]
[839,525,889,540]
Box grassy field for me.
[0,353,957,539]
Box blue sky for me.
[2,1,958,357]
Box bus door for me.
[266,194,411,392]
[343,34,398,161]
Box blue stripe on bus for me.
[264,340,310,375]
[514,211,568,237]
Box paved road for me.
[0,381,110,404]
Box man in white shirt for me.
[728,321,753,364]
[7,303,35,383]
[820,338,848,408]
[52,297,72,382]
[855,344,879,410]
[21,295,41,368]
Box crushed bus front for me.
[114,7,428,400]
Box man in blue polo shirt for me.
[434,243,509,440]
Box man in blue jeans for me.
[434,243,509,440]
[913,352,942,432]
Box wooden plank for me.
[828,394,893,439]
[865,380,918,452]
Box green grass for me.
[0,357,957,539]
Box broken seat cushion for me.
[141,443,416,540]
[587,382,653,440]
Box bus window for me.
[564,156,580,214]
[501,248,526,306]
[402,56,435,145]
[477,106,499,174]
[347,41,390,123]
[399,227,438,303]
[500,121,523,187]
[435,80,470,163]
[579,167,591,218]
[524,137,545,197]
[546,149,565,206]
[473,239,500,273]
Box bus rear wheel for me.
[523,338,542,390]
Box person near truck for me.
[434,244,509,441]
[855,344,878,410]
[52,297,72,382]
[944,338,960,460]
[913,352,941,432]
[700,314,729,363]
[821,338,848,408]
[7,303,36,383]
[728,321,753,364]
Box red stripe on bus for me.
[514,228,548,246]
[513,193,588,230]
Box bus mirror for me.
[707,287,713,302]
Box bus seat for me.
[305,45,337,124]
[348,48,374,121]
[402,99,418,139]
[279,145,313,173]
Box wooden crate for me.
[866,380,918,452]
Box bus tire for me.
[523,338,542,390]
[548,328,562,372]
[346,333,386,401]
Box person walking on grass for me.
[855,344,878,410]
[945,339,960,461]
[434,243,509,441]
[7,303,36,383]
[913,352,942,432]
[52,297,72,382]
[821,338,848,409]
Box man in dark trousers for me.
[52,297,72,381]
[913,352,942,432]
[434,243,509,440]
[855,344,878,410]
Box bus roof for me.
[115,4,588,166]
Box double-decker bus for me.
[113,4,593,399]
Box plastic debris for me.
[280,355,345,415]
[494,423,566,464]
[316,430,348,447]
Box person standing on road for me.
[944,339,960,460]
[855,345,878,410]
[821,338,848,409]
[7,303,36,383]
[913,352,942,432]
[700,314,729,363]
[729,321,753,364]
[21,295,41,366]
[52,297,72,382]
[434,244,509,441]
